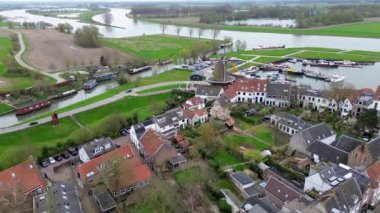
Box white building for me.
[78,137,116,163]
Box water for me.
[225,18,297,28]
[255,62,380,90]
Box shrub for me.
[218,199,232,213]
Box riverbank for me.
[143,17,380,39]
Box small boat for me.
[327,74,345,83]
[83,79,97,90]
[282,68,304,75]
[288,58,297,63]
[302,60,309,66]
[93,72,118,82]
[159,59,173,66]
[253,45,285,50]
[51,89,78,100]
[309,60,338,68]
[15,100,51,115]
[303,70,328,80]
[129,65,152,74]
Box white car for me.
[48,157,56,165]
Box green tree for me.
[357,109,379,131]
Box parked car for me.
[40,159,49,168]
[125,89,132,93]
[119,128,129,136]
[29,121,38,126]
[48,157,56,165]
[61,151,70,159]
[68,147,78,156]
[54,155,62,162]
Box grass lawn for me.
[137,83,186,94]
[174,166,202,185]
[211,150,242,166]
[103,35,220,62]
[76,93,172,128]
[253,56,283,64]
[0,102,13,115]
[22,69,191,123]
[224,135,269,151]
[78,9,108,24]
[0,117,80,169]
[147,17,380,39]
[253,125,274,144]
[292,51,380,63]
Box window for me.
[364,157,367,162]
[355,153,358,158]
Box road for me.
[0,81,208,135]
[1,28,65,83]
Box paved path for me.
[0,28,65,83]
[0,81,208,135]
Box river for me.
[0,8,380,128]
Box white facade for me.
[320,134,337,145]
[187,113,208,126]
[304,173,333,193]
[299,95,338,112]
[340,98,354,116]
[265,97,289,108]
[236,91,266,104]
[78,148,90,163]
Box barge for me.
[129,65,152,74]
[93,72,118,82]
[253,45,285,50]
[51,89,78,100]
[83,79,97,90]
[15,100,51,115]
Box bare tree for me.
[212,27,220,40]
[188,26,194,38]
[235,39,247,52]
[176,26,182,37]
[160,23,168,34]
[197,28,204,39]
[102,11,114,26]
[328,83,355,111]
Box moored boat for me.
[15,100,51,115]
[83,79,97,90]
[303,69,328,80]
[129,65,152,74]
[327,74,345,83]
[51,89,78,99]
[282,68,304,75]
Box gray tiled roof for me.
[331,135,363,153]
[274,112,310,131]
[307,141,348,164]
[195,85,223,97]
[368,137,380,160]
[267,82,291,100]
[92,185,116,212]
[154,108,186,129]
[232,172,255,185]
[241,195,280,213]
[301,89,330,98]
[81,137,116,160]
[300,123,335,145]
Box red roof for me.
[174,133,184,143]
[226,118,235,126]
[183,96,204,109]
[183,108,208,119]
[0,158,47,197]
[232,78,268,93]
[179,140,189,148]
[367,161,380,188]
[77,144,151,189]
[140,129,165,158]
[362,88,375,95]
[223,86,237,100]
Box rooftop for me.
[92,185,117,212]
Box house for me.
[298,89,338,112]
[367,136,380,162]
[168,154,187,170]
[313,177,370,213]
[269,112,310,135]
[130,119,156,151]
[264,176,313,209]
[340,91,360,116]
[78,137,117,163]
[183,96,208,126]
[138,129,180,172]
[366,161,380,207]
[91,184,117,213]
[230,172,257,198]
[223,78,267,104]
[289,123,336,154]
[195,85,224,100]
[0,158,46,202]
[265,82,291,108]
[76,144,152,198]
[154,108,188,138]
[33,182,82,213]
[241,195,280,213]
[304,163,370,198]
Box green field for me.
[23,69,191,123]
[146,17,380,39]
[211,150,242,166]
[224,135,269,151]
[174,166,202,185]
[137,84,186,94]
[103,35,220,62]
[224,47,380,63]
[0,102,13,115]
[253,126,275,144]
[76,93,172,128]
[78,9,108,24]
[0,118,80,169]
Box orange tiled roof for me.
[183,96,204,109]
[223,86,237,100]
[367,161,380,188]
[77,144,151,188]
[232,78,268,93]
[140,129,165,158]
[362,88,375,95]
[0,158,47,197]
[183,108,208,119]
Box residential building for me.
[340,91,360,116]
[91,184,117,213]
[229,172,257,198]
[264,176,313,209]
[265,82,291,107]
[138,129,180,172]
[222,78,268,104]
[78,137,117,163]
[289,123,336,154]
[183,96,208,126]
[366,161,380,207]
[269,112,310,135]
[33,182,82,213]
[353,88,375,115]
[76,144,152,198]
[154,108,188,138]
[0,158,46,201]
[130,119,156,151]
[241,195,280,213]
[195,85,224,100]
[298,89,338,112]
